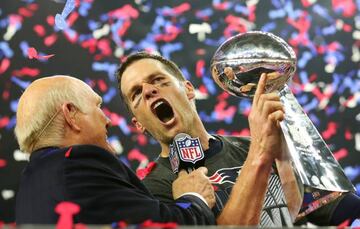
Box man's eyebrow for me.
[126,73,161,98]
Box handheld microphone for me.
[169,133,205,174]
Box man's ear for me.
[62,103,81,131]
[184,81,195,100]
[131,117,146,133]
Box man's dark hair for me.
[116,51,186,105]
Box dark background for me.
[0,0,359,223]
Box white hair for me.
[15,76,95,153]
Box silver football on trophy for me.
[210,31,297,98]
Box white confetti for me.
[189,23,212,42]
[109,138,123,155]
[2,190,15,200]
[195,89,209,100]
[93,24,110,39]
[355,133,360,152]
[13,149,29,161]
[3,25,17,41]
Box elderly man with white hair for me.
[15,75,216,225]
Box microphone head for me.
[169,133,205,173]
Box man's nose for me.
[142,83,158,99]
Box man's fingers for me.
[196,166,208,176]
[178,170,187,177]
[269,110,285,122]
[253,73,267,105]
[257,92,281,113]
[263,100,284,116]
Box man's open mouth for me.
[151,99,174,123]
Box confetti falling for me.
[27,47,55,60]
[0,0,360,223]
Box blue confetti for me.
[176,202,191,209]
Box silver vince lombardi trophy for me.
[210,31,355,219]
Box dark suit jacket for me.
[16,145,215,225]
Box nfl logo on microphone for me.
[174,136,204,164]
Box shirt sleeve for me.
[63,145,215,225]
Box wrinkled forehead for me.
[120,58,170,94]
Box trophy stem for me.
[278,85,355,192]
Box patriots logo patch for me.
[209,166,242,184]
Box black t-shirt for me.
[144,135,292,227]
[143,135,346,227]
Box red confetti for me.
[33,24,46,37]
[98,39,112,56]
[67,12,79,27]
[163,3,190,16]
[214,101,236,121]
[2,90,9,100]
[128,149,148,163]
[247,5,256,22]
[198,85,208,94]
[195,59,205,77]
[55,201,80,229]
[224,15,248,38]
[217,91,230,100]
[28,3,39,11]
[74,223,88,229]
[64,30,79,43]
[117,20,132,37]
[44,34,58,47]
[343,24,352,32]
[108,5,139,19]
[46,15,55,26]
[27,47,55,60]
[0,117,10,128]
[322,122,337,140]
[9,15,22,26]
[97,79,108,92]
[141,220,177,229]
[213,1,231,10]
[333,148,348,161]
[216,129,227,135]
[236,128,251,137]
[81,38,97,53]
[137,133,148,146]
[0,58,10,74]
[0,159,7,168]
[195,49,206,55]
[103,108,123,126]
[337,218,350,228]
[117,221,128,229]
[332,0,356,17]
[12,67,40,77]
[345,129,352,140]
[136,161,157,180]
[65,147,73,158]
[154,25,182,42]
[18,7,33,17]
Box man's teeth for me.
[153,100,164,109]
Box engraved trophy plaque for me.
[210,31,355,218]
